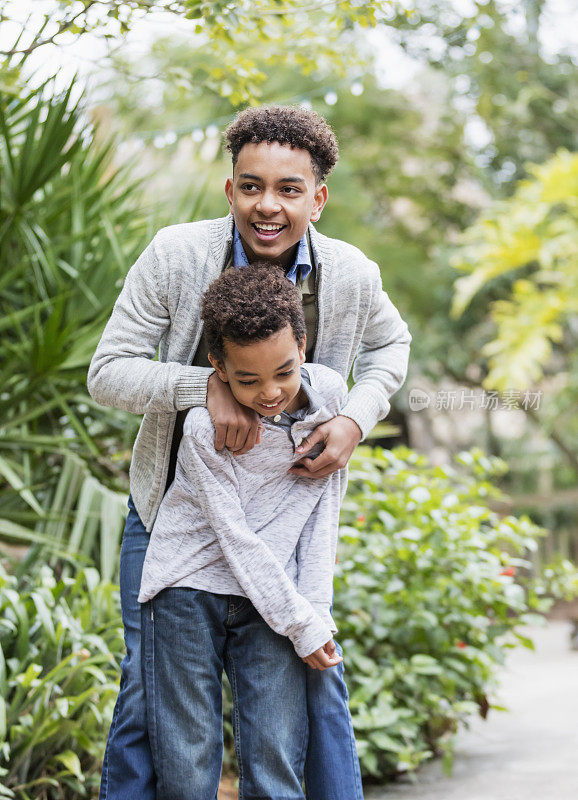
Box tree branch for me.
[523,405,578,474]
[0,1,100,57]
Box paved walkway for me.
[366,621,578,800]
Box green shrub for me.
[0,566,123,798]
[334,445,559,781]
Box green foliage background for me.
[1,0,578,795]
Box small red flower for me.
[356,514,366,523]
[500,566,515,577]
[456,641,467,649]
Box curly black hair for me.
[224,105,339,183]
[201,263,306,363]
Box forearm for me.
[87,234,213,414]
[221,536,334,657]
[340,271,411,439]
[88,354,212,414]
[340,337,410,438]
[295,488,339,634]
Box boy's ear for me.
[224,177,234,208]
[310,184,328,223]
[298,336,306,364]
[208,353,229,383]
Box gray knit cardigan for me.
[87,214,411,531]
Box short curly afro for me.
[201,263,306,363]
[224,105,339,184]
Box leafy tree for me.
[451,149,578,472]
[0,565,123,798]
[387,0,578,190]
[0,1,399,103]
[337,445,565,779]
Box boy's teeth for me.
[255,223,283,231]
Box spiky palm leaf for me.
[0,76,149,578]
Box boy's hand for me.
[207,373,264,455]
[302,639,343,671]
[289,415,362,478]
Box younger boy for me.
[139,264,352,799]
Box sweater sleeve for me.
[340,260,411,439]
[177,432,334,658]
[294,480,341,636]
[87,236,212,414]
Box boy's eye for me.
[241,183,259,191]
[238,370,293,387]
[281,187,299,194]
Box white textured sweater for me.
[87,214,412,531]
[139,363,346,659]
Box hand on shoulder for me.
[206,372,264,455]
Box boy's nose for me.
[259,387,282,402]
[256,191,281,214]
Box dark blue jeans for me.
[99,496,156,800]
[99,496,363,800]
[143,588,309,799]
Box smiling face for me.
[224,141,328,267]
[209,324,306,417]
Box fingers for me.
[307,653,342,670]
[293,464,341,479]
[299,449,334,473]
[213,415,262,455]
[214,423,228,451]
[324,639,336,657]
[207,377,262,454]
[323,652,343,668]
[234,423,263,456]
[288,451,342,478]
[289,457,315,472]
[302,644,343,670]
[232,424,250,453]
[295,425,326,455]
[225,424,240,452]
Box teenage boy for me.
[139,264,348,799]
[88,105,411,800]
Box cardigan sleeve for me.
[340,259,411,439]
[87,236,212,414]
[171,431,334,658]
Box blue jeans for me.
[99,496,156,800]
[143,588,309,799]
[100,496,364,800]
